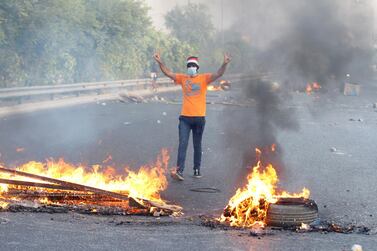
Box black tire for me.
[266,198,318,228]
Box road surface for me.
[1,86,377,250]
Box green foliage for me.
[164,2,255,74]
[0,0,194,87]
[0,0,257,87]
[165,3,214,50]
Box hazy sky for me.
[144,0,236,31]
[144,0,376,43]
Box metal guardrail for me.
[0,73,266,105]
[0,78,173,104]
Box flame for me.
[16,148,25,153]
[312,82,321,89]
[220,147,310,228]
[306,84,313,95]
[0,149,170,203]
[300,222,310,230]
[271,144,276,152]
[306,82,321,95]
[207,85,222,91]
[0,200,9,209]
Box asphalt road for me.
[1,86,377,250]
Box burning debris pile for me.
[305,82,321,95]
[0,149,181,216]
[207,80,231,92]
[220,147,310,228]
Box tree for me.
[0,0,195,87]
[165,3,214,50]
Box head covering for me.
[187,56,199,69]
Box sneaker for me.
[193,169,202,178]
[171,170,184,181]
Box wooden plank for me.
[0,167,182,212]
[0,178,80,191]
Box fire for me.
[16,147,25,153]
[300,222,310,230]
[306,82,321,95]
[220,147,309,228]
[0,149,170,203]
[207,85,222,91]
[271,144,276,152]
[0,200,8,209]
[207,80,231,91]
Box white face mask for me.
[187,67,197,76]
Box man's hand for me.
[153,51,162,64]
[223,53,232,64]
[153,50,176,81]
[210,52,231,83]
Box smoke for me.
[228,0,374,89]
[219,0,375,185]
[223,78,298,184]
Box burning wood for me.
[0,150,182,216]
[220,147,310,228]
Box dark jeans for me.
[177,116,206,173]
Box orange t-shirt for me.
[175,73,213,117]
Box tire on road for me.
[266,197,319,228]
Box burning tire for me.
[266,197,318,228]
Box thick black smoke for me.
[223,79,298,182]
[230,0,374,89]
[221,0,374,185]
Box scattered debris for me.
[249,225,274,238]
[150,96,165,102]
[157,120,161,124]
[352,244,363,251]
[0,217,8,224]
[330,147,345,155]
[199,215,371,235]
[302,219,370,234]
[101,102,106,106]
[349,118,363,122]
[119,93,145,103]
[344,83,360,96]
[162,112,167,116]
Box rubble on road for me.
[349,118,363,122]
[119,93,145,103]
[198,215,371,236]
[344,83,361,96]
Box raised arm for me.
[210,53,231,83]
[153,51,176,81]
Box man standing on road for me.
[153,52,231,181]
